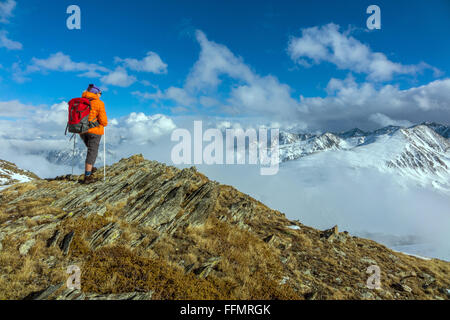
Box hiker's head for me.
[87,84,102,96]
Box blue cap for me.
[87,84,102,94]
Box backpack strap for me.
[86,98,100,129]
[88,120,100,129]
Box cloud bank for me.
[6,23,449,132]
[287,23,439,81]
[132,28,449,132]
[12,51,168,88]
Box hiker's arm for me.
[98,103,108,127]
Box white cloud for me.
[135,30,301,119]
[116,51,168,74]
[28,52,109,74]
[199,96,219,108]
[185,30,255,90]
[297,76,450,130]
[32,101,68,126]
[77,70,102,78]
[132,89,164,100]
[0,0,15,23]
[0,101,69,139]
[187,30,300,117]
[100,67,136,87]
[165,87,196,106]
[136,86,196,107]
[288,23,437,81]
[368,113,413,128]
[121,112,176,144]
[227,75,299,116]
[170,106,189,114]
[11,62,30,83]
[0,100,34,117]
[0,30,22,50]
[13,52,153,87]
[183,30,256,92]
[10,52,116,83]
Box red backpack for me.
[65,98,99,135]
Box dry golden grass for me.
[81,246,228,300]
[0,234,66,300]
[184,217,301,299]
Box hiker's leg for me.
[81,134,90,174]
[85,163,93,173]
[80,133,89,147]
[85,134,102,175]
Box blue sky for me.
[0,0,449,130]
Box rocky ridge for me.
[0,155,448,300]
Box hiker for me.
[79,84,108,184]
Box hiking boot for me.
[81,174,96,185]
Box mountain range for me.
[278,122,450,191]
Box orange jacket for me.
[82,91,108,135]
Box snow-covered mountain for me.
[278,122,450,191]
[0,159,39,190]
[423,122,450,139]
[279,132,344,161]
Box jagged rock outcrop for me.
[23,282,153,300]
[0,155,449,300]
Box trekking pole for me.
[72,134,76,176]
[103,127,106,181]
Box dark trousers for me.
[80,133,102,166]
